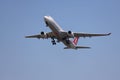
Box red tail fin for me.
[73,37,79,45]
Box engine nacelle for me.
[67,31,74,38]
[40,31,47,38]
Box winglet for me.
[107,33,111,35]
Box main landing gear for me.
[51,38,56,45]
[51,37,70,45]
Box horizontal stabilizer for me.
[64,46,91,49]
[76,46,91,49]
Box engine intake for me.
[41,31,44,35]
[68,31,74,38]
[40,31,47,38]
[68,31,72,34]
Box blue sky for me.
[0,0,120,80]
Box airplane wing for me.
[61,31,111,38]
[26,31,111,39]
[74,32,111,37]
[25,32,55,39]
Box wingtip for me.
[88,47,91,49]
[107,33,111,35]
[25,36,29,38]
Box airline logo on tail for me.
[73,37,79,45]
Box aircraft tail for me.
[73,37,79,45]
[64,37,91,49]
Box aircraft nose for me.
[44,16,47,20]
[44,16,49,22]
[44,16,51,22]
[44,16,49,20]
[44,16,47,19]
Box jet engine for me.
[40,31,47,38]
[67,31,74,38]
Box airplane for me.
[25,16,111,49]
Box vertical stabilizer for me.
[73,37,79,45]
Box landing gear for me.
[52,40,56,45]
[51,38,56,45]
[45,21,48,27]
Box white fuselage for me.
[44,16,76,49]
